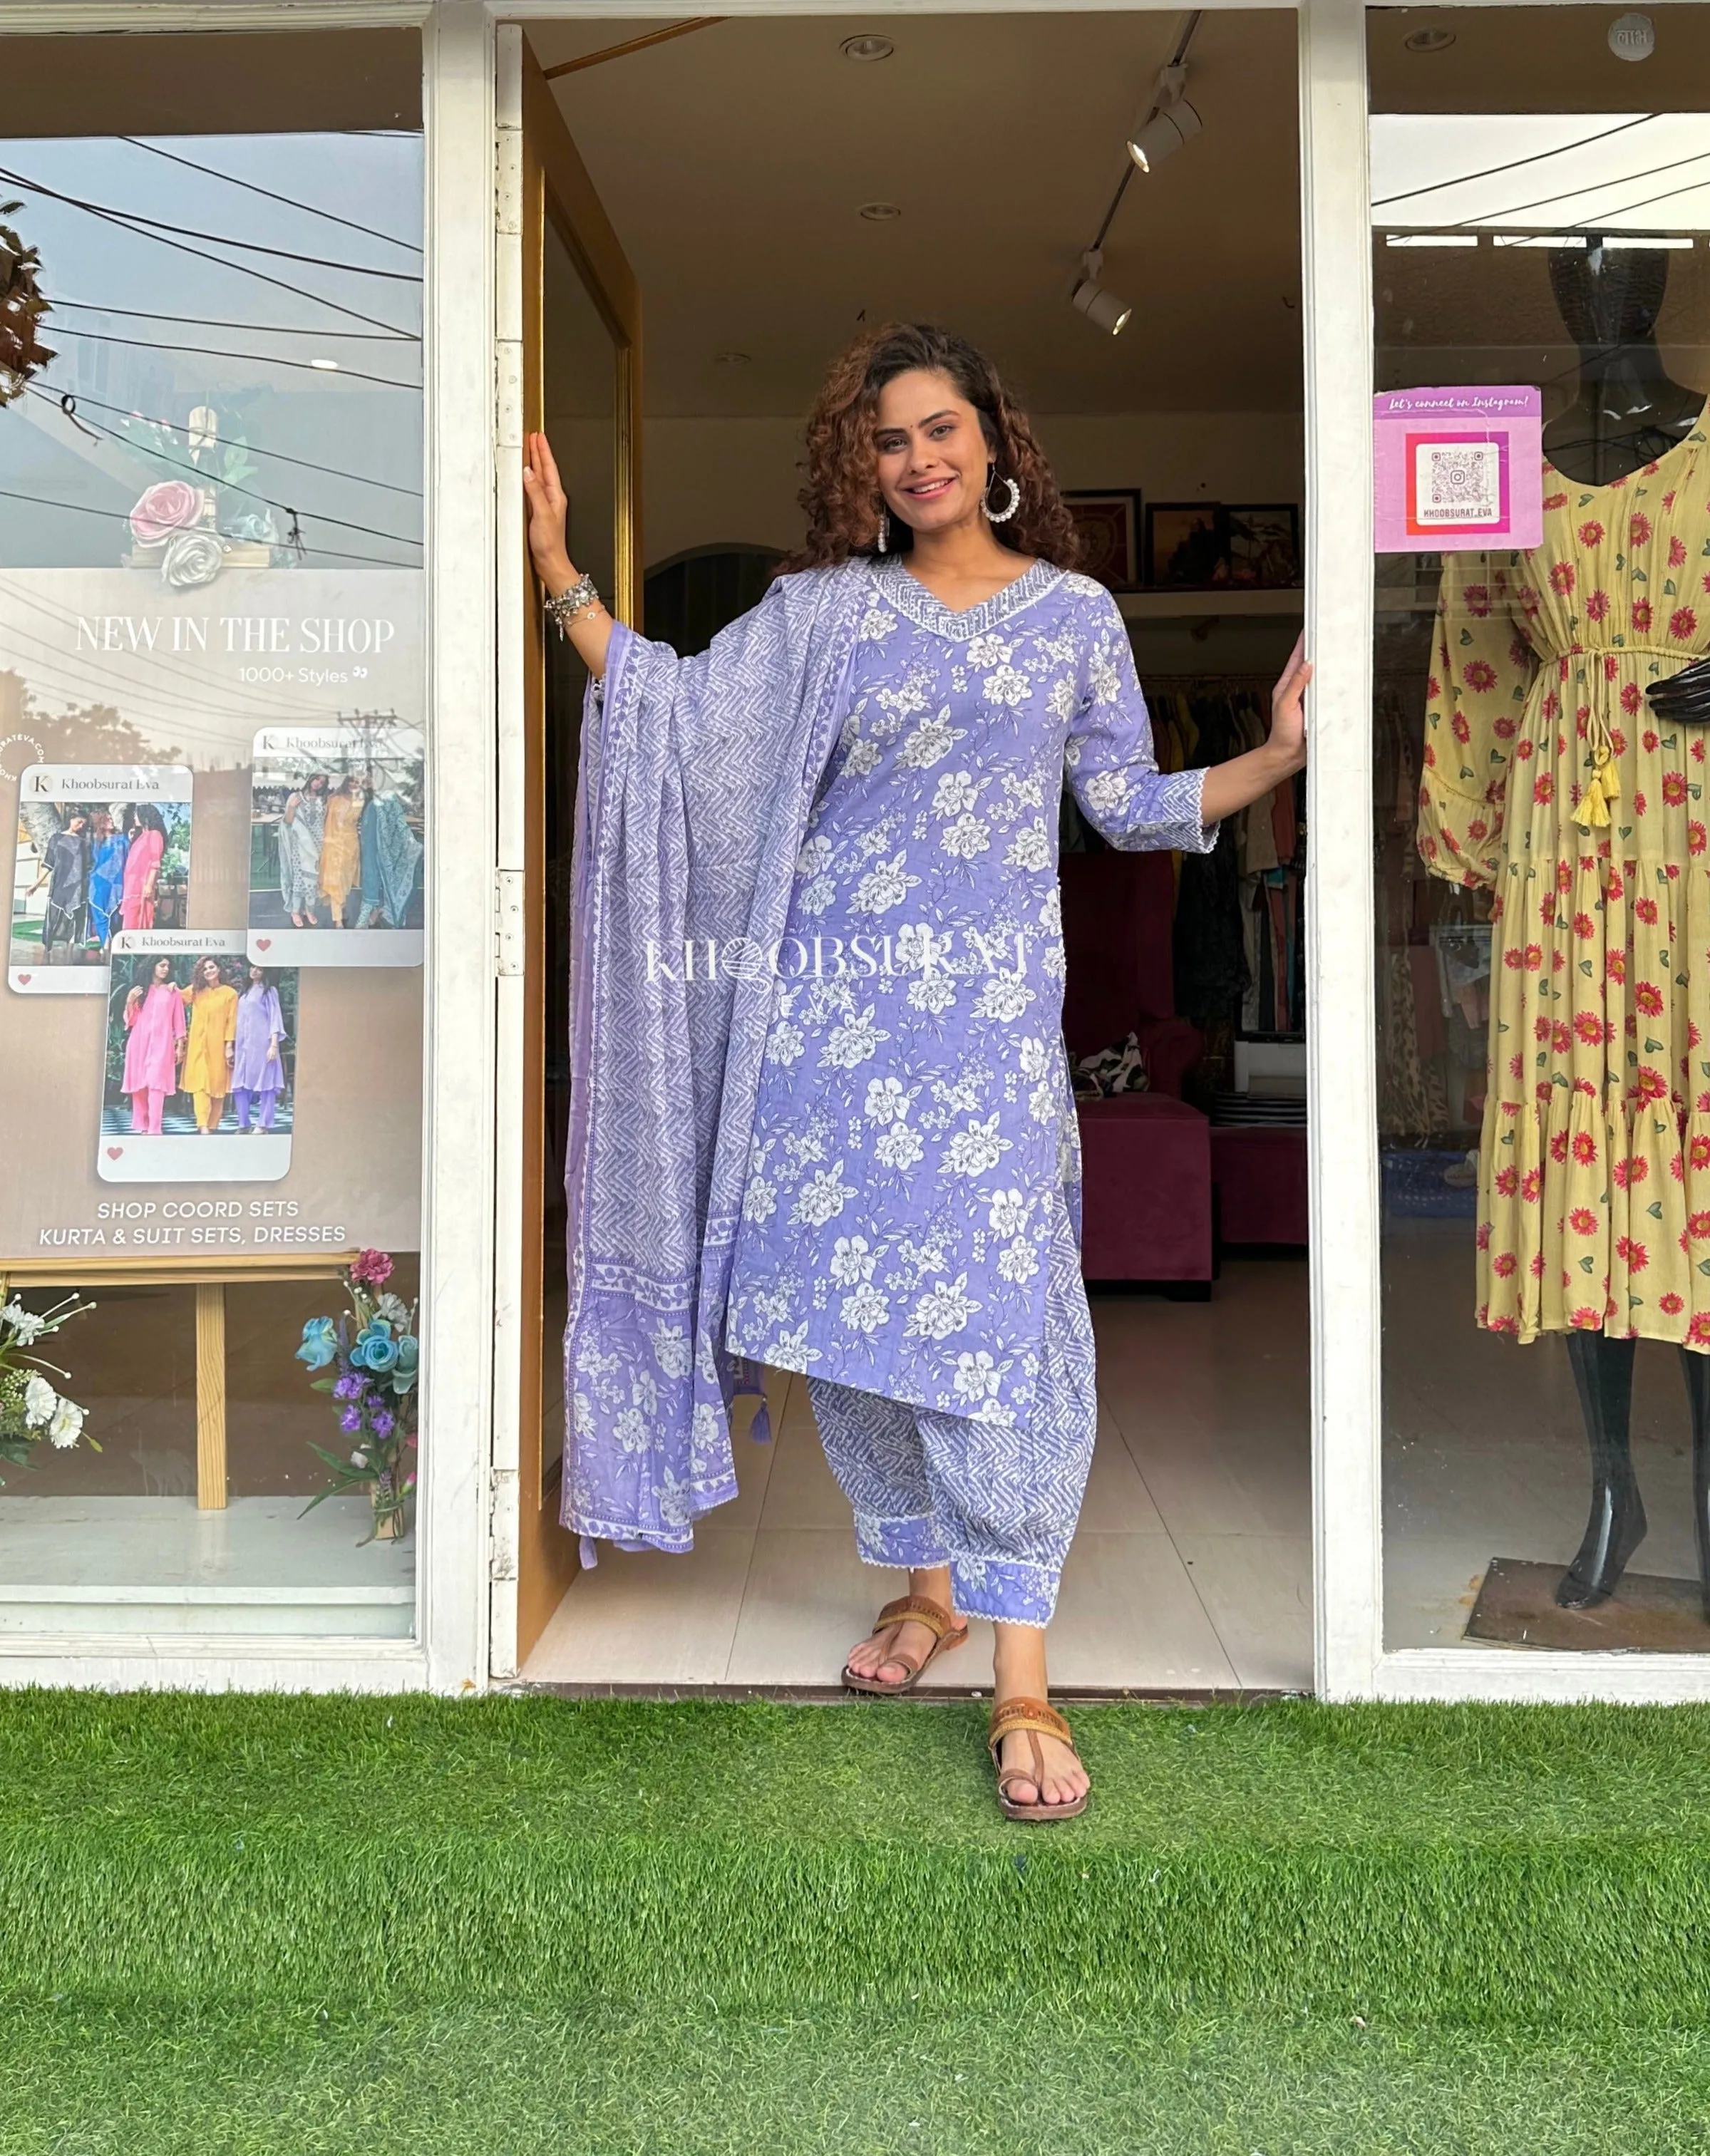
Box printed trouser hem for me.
[851,1514,1063,1628]
[853,1510,949,1572]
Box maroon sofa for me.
[1059,850,1213,1284]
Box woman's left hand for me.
[1269,633,1311,772]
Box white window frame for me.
[0,0,490,1696]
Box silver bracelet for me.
[545,572,600,638]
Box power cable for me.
[1457,145,1710,229]
[1558,167,1710,227]
[51,297,418,344]
[0,165,421,282]
[120,137,422,256]
[27,386,422,550]
[0,168,415,341]
[34,381,423,499]
[0,488,418,569]
[46,323,420,393]
[1371,113,1660,210]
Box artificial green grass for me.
[6,1694,1710,2028]
[10,2002,1710,2155]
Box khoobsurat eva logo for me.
[644,924,1040,985]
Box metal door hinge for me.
[495,866,524,977]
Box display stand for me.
[0,1254,351,1511]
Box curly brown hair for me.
[780,322,1081,576]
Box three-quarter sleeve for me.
[1065,593,1215,853]
[1416,551,1535,890]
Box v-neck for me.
[874,554,1063,641]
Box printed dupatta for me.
[561,562,867,1557]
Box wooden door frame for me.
[498,30,642,1671]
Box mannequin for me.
[1540,239,1702,485]
[1539,241,1710,1614]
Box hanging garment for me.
[277,791,326,919]
[358,790,423,928]
[41,825,90,948]
[120,826,163,933]
[1417,426,1710,1346]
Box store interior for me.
[522,9,1315,1691]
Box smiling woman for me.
[523,310,1308,1819]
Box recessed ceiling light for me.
[715,350,752,366]
[1403,26,1456,51]
[840,33,894,62]
[859,202,902,222]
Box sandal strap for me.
[988,1696,1074,1758]
[996,1731,1047,1797]
[875,1594,959,1642]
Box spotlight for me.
[1127,99,1202,173]
[1071,250,1133,337]
[840,33,895,61]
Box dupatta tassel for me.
[578,1536,598,1570]
[748,1398,773,1445]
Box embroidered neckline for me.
[872,554,1064,641]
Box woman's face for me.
[872,368,993,539]
[195,958,220,989]
[248,964,265,986]
[151,958,172,984]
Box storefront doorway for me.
[501,10,1314,1690]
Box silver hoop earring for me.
[876,508,890,555]
[984,471,1021,525]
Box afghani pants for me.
[806,1213,1098,1627]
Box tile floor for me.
[525,1217,1710,1688]
[522,1257,1315,1693]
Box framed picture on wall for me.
[1145,500,1225,588]
[1224,502,1302,588]
[1063,489,1143,591]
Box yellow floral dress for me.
[1417,428,1710,1348]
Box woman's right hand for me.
[522,430,575,590]
[522,430,616,680]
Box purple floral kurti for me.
[721,558,1210,1615]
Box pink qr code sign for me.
[1374,387,1542,553]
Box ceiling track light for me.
[1071,248,1133,337]
[1127,98,1202,173]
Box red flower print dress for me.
[1416,430,1710,1348]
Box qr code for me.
[1414,440,1501,525]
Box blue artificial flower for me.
[354,1325,401,1375]
[296,1317,337,1370]
[392,1334,419,1393]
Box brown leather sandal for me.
[841,1594,969,1696]
[988,1697,1090,1821]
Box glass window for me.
[1371,5,1710,1652]
[0,29,426,1640]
